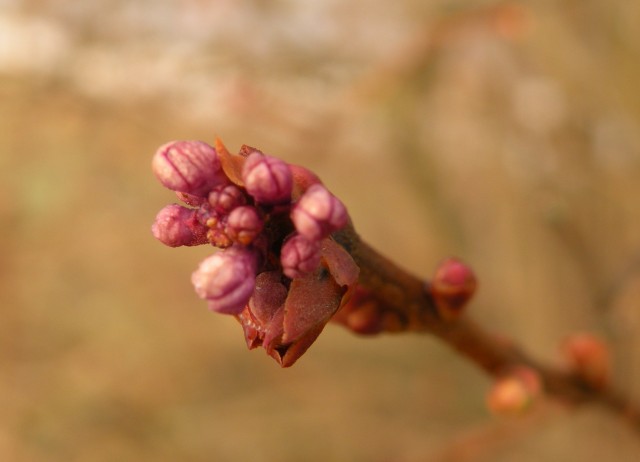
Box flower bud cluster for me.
[151,139,357,366]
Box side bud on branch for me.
[561,333,611,390]
[486,367,542,416]
[427,258,477,320]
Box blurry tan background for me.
[1,1,640,461]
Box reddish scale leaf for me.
[289,164,322,200]
[261,308,286,355]
[215,137,246,186]
[238,144,263,157]
[235,310,262,350]
[320,238,359,288]
[237,271,289,354]
[249,271,288,325]
[282,265,344,344]
[276,323,325,368]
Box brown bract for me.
[236,238,359,367]
[215,137,248,186]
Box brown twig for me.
[332,224,640,433]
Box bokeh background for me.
[1,1,640,461]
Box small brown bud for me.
[561,333,611,390]
[487,367,542,416]
[428,258,477,320]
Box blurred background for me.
[1,0,640,460]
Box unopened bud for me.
[290,184,348,241]
[242,152,293,204]
[562,333,610,389]
[280,234,322,279]
[208,184,246,214]
[487,367,542,416]
[335,288,384,335]
[152,140,225,196]
[225,206,263,245]
[428,258,477,320]
[191,247,258,314]
[207,227,233,249]
[151,204,208,247]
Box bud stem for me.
[331,224,640,432]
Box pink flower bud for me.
[207,227,233,249]
[208,184,246,214]
[427,258,477,320]
[242,152,293,204]
[486,367,542,416]
[280,234,321,279]
[151,204,208,247]
[290,184,348,241]
[196,206,232,249]
[332,287,383,335]
[191,247,258,314]
[152,140,225,196]
[561,333,610,389]
[225,206,264,245]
